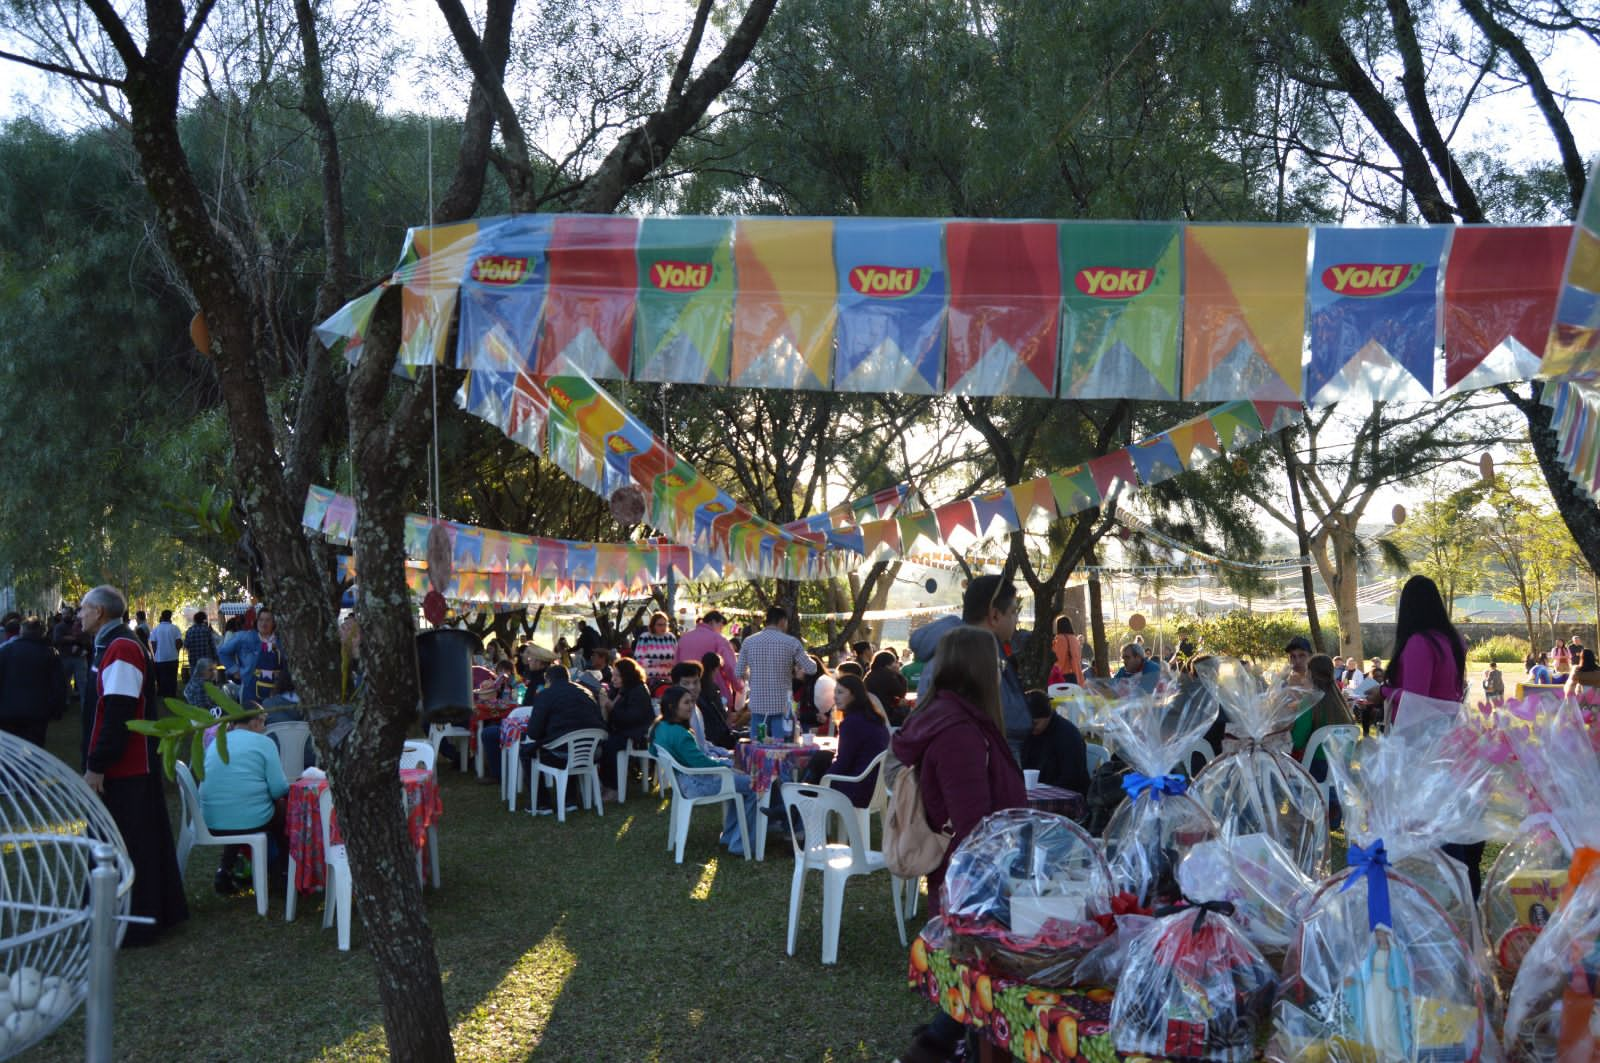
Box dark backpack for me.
[1083,755,1131,836]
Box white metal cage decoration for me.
[0,731,134,1059]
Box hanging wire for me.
[427,115,441,520]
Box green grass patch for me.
[30,719,925,1062]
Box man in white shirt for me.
[148,609,184,699]
[736,605,816,740]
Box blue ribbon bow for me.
[1121,772,1188,801]
[1340,839,1393,930]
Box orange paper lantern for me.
[1392,504,1407,526]
[189,311,210,355]
[1128,613,1147,632]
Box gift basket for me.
[1097,674,1222,908]
[1501,700,1600,1061]
[1269,725,1500,1062]
[1188,657,1330,876]
[1110,900,1279,1060]
[1179,833,1317,966]
[937,809,1117,987]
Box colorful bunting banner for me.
[634,216,736,384]
[1442,226,1570,392]
[1059,222,1182,400]
[1182,225,1307,402]
[732,219,836,389]
[833,219,946,393]
[945,221,1060,396]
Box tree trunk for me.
[1313,521,1365,663]
[1516,383,1600,578]
[1088,568,1109,680]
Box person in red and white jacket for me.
[79,585,188,946]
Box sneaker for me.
[214,870,241,896]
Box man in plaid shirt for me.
[183,611,219,681]
[736,605,816,736]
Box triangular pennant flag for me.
[1009,477,1058,523]
[970,490,1021,536]
[934,501,978,542]
[1129,435,1185,485]
[1088,450,1138,497]
[900,511,940,552]
[1209,400,1264,450]
[1047,466,1101,516]
[862,518,901,558]
[1166,418,1221,467]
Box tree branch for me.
[433,0,535,210]
[666,0,715,105]
[0,48,123,88]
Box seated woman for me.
[864,650,909,727]
[198,708,290,896]
[697,652,742,750]
[600,657,654,793]
[1568,649,1600,694]
[650,684,759,857]
[814,674,889,807]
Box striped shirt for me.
[631,632,678,686]
[737,627,816,717]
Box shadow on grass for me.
[30,720,924,1062]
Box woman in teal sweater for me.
[200,710,290,895]
[652,685,760,856]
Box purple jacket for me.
[891,689,1027,913]
[829,713,889,807]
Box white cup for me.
[1023,769,1041,789]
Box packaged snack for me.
[940,809,1115,987]
[1097,674,1221,907]
[1188,657,1331,876]
[1111,901,1278,1061]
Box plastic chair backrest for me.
[542,728,606,770]
[266,721,312,778]
[783,782,869,865]
[1302,724,1360,776]
[1084,742,1110,774]
[317,785,342,857]
[400,739,436,771]
[175,760,213,842]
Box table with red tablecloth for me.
[286,768,442,892]
[1026,784,1085,821]
[732,737,838,795]
[471,695,518,756]
[908,931,1173,1063]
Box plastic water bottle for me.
[755,716,767,742]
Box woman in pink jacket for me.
[892,624,1027,1063]
[1383,575,1480,897]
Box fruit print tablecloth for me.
[908,932,1174,1063]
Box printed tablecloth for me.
[500,713,530,748]
[1026,784,1085,820]
[733,737,837,794]
[287,768,442,892]
[471,696,517,754]
[908,932,1173,1063]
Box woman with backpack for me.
[891,624,1027,1063]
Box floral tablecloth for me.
[287,769,442,893]
[471,696,518,755]
[500,713,530,748]
[1026,784,1085,820]
[909,932,1173,1063]
[733,737,837,794]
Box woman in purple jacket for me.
[893,625,1028,1063]
[1383,575,1482,898]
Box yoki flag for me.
[732,219,837,390]
[1166,415,1221,468]
[970,490,1021,536]
[1542,161,1600,380]
[635,216,735,384]
[1442,226,1569,392]
[1048,465,1101,517]
[1182,226,1308,402]
[538,216,639,380]
[1059,222,1183,400]
[833,219,945,393]
[302,485,335,533]
[1088,450,1139,498]
[1305,225,1449,404]
[456,215,552,427]
[945,221,1061,396]
[1129,434,1185,486]
[398,220,481,367]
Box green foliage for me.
[1390,473,1487,619]
[1131,609,1336,661]
[126,683,255,781]
[1466,634,1532,665]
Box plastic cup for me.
[1023,769,1041,789]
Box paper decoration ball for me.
[1128,613,1147,632]
[1479,453,1495,483]
[422,590,447,626]
[190,311,210,355]
[609,485,646,526]
[426,523,453,593]
[924,578,938,595]
[1392,504,1407,526]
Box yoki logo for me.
[547,383,573,412]
[470,255,529,285]
[650,261,713,292]
[1510,879,1564,903]
[1321,263,1423,297]
[662,473,688,488]
[1074,267,1155,299]
[606,436,636,455]
[848,266,929,299]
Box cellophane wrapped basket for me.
[939,809,1115,987]
[1110,902,1278,1061]
[1098,674,1221,908]
[1179,833,1317,967]
[1188,657,1330,876]
[1502,700,1600,1061]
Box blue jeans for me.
[675,770,759,855]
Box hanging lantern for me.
[190,311,211,356]
[1479,452,1495,483]
[1128,613,1148,632]
[422,589,448,626]
[1392,504,1407,526]
[923,578,938,595]
[609,485,646,526]
[426,523,453,594]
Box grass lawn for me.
[30,717,926,1062]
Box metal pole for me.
[86,844,117,1063]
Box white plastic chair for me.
[283,786,352,950]
[819,750,888,849]
[1302,724,1360,809]
[1084,742,1110,774]
[403,783,442,890]
[1173,736,1215,777]
[400,739,436,771]
[175,760,269,917]
[531,728,607,821]
[780,783,894,964]
[653,745,751,864]
[265,720,313,780]
[427,721,472,772]
[499,708,532,808]
[615,738,657,804]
